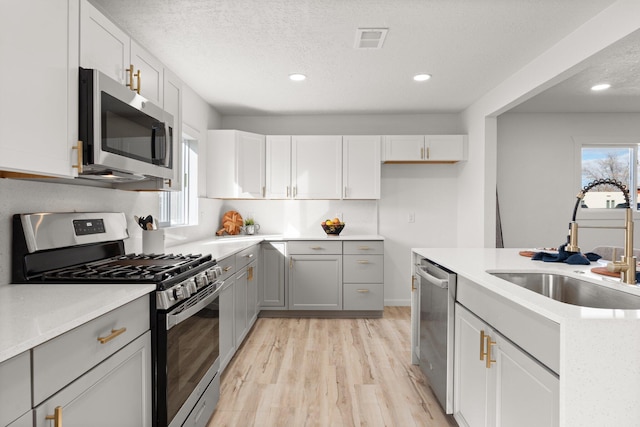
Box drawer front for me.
[288,240,342,255]
[235,244,259,269]
[343,241,384,255]
[0,351,30,427]
[343,255,384,283]
[343,283,384,311]
[33,295,150,405]
[217,255,236,282]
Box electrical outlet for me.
[408,212,415,223]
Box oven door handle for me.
[166,287,219,330]
[416,266,449,289]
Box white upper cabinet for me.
[80,0,163,106]
[383,134,467,162]
[207,130,266,198]
[343,135,381,199]
[265,135,292,199]
[0,0,79,178]
[292,136,342,200]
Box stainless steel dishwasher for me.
[416,258,456,414]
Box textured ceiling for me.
[509,29,640,113]
[92,0,618,115]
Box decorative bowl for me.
[321,223,345,236]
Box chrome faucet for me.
[567,179,637,285]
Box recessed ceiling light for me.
[591,83,611,91]
[413,73,432,82]
[289,73,306,82]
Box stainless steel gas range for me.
[12,212,222,427]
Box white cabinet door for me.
[162,69,182,191]
[454,304,491,427]
[383,135,424,161]
[265,135,292,199]
[426,135,466,161]
[207,130,265,198]
[131,40,163,106]
[454,304,559,427]
[260,242,286,308]
[343,135,381,199]
[34,331,152,427]
[237,132,266,198]
[219,280,235,373]
[80,0,129,85]
[0,0,78,178]
[492,334,559,427]
[289,255,342,310]
[292,136,342,199]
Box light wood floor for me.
[208,307,458,427]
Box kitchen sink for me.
[489,272,640,309]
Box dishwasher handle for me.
[416,266,449,289]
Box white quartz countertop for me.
[412,247,640,322]
[0,284,155,364]
[168,234,384,262]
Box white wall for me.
[497,112,640,250]
[219,113,464,305]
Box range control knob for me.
[195,273,208,289]
[173,286,186,300]
[185,278,198,294]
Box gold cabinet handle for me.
[286,186,290,197]
[357,246,370,250]
[134,69,141,94]
[223,266,232,272]
[420,147,424,159]
[126,64,134,89]
[72,141,83,174]
[97,327,127,344]
[357,260,370,264]
[45,406,63,426]
[248,266,254,281]
[293,186,297,197]
[356,289,370,293]
[344,187,347,198]
[411,275,416,292]
[485,335,496,368]
[426,146,430,159]
[310,246,323,250]
[262,186,266,197]
[480,330,487,361]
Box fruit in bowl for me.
[321,218,345,235]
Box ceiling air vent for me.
[354,28,388,49]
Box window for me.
[580,144,637,209]
[159,136,198,227]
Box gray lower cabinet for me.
[34,331,152,427]
[0,351,30,427]
[246,259,259,325]
[32,295,152,427]
[289,254,343,310]
[234,266,249,346]
[219,277,236,372]
[343,241,384,311]
[260,242,286,308]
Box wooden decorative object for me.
[216,210,243,236]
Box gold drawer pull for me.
[356,289,370,293]
[45,406,63,426]
[97,327,127,344]
[223,266,232,272]
[357,260,370,264]
[480,330,487,361]
[310,246,323,250]
[485,335,496,368]
[72,141,83,174]
[357,246,370,250]
[126,64,134,89]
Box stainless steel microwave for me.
[78,67,173,182]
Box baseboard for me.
[384,299,411,306]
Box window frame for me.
[574,136,640,219]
